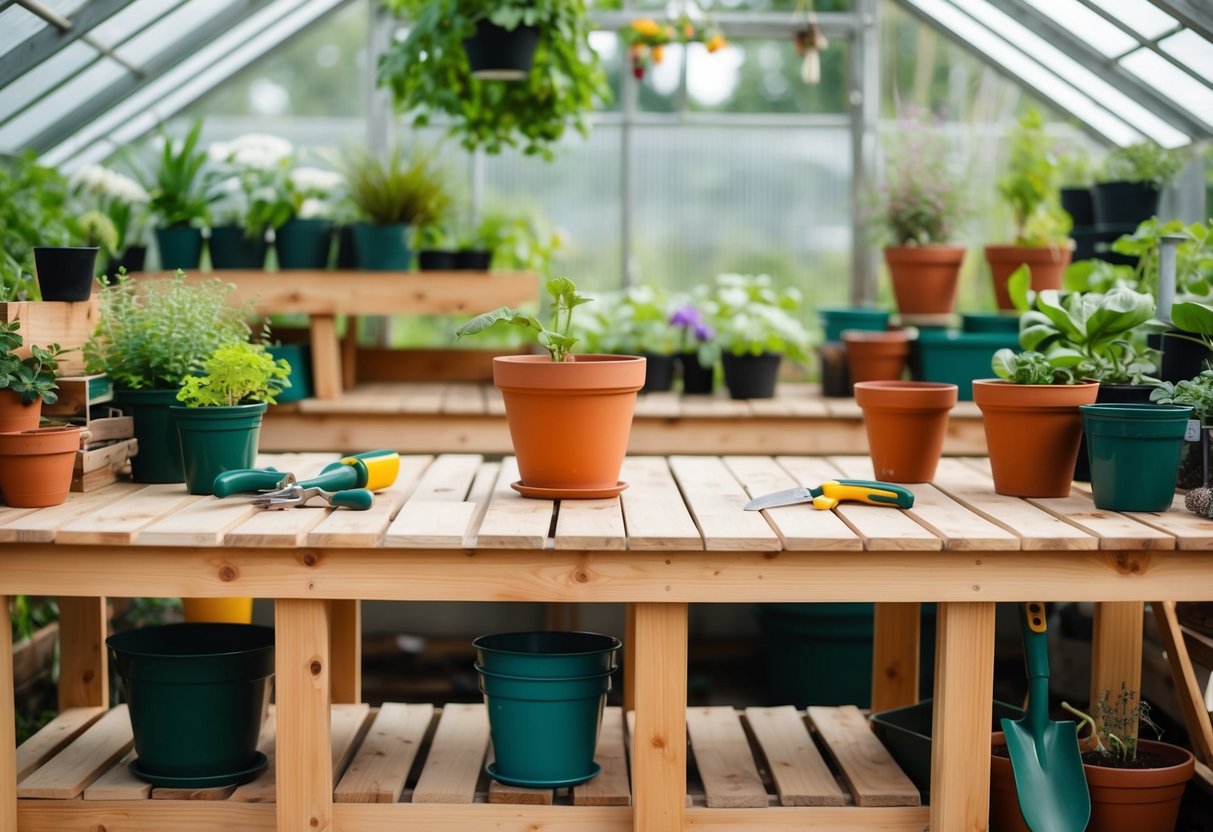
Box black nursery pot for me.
[1060,187,1094,229]
[641,353,676,393]
[454,249,492,271]
[1091,181,1161,230]
[463,21,540,80]
[679,352,714,395]
[34,246,99,301]
[1152,331,1213,384]
[722,352,782,400]
[104,245,147,282]
[1073,382,1157,482]
[418,250,459,271]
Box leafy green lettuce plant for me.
[991,349,1078,385]
[1151,369,1213,424]
[455,277,590,362]
[1099,141,1185,187]
[997,109,1071,247]
[0,321,64,405]
[176,342,290,407]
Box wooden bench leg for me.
[632,602,687,832]
[872,602,921,712]
[623,603,637,712]
[56,596,108,710]
[1152,601,1213,765]
[310,314,343,400]
[930,601,995,831]
[276,599,332,831]
[1091,601,1143,737]
[0,597,17,831]
[329,600,361,704]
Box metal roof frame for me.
[0,0,133,82]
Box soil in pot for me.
[1081,403,1191,511]
[721,352,781,399]
[678,352,715,395]
[854,381,958,483]
[884,246,966,316]
[0,390,41,433]
[209,226,268,270]
[33,247,99,302]
[171,403,268,496]
[275,219,334,270]
[0,426,81,508]
[463,21,541,80]
[115,388,185,484]
[155,226,203,270]
[641,353,676,392]
[972,379,1099,497]
[984,245,1073,311]
[842,329,911,386]
[352,222,411,271]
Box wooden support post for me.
[329,600,361,704]
[872,602,921,713]
[56,596,108,710]
[0,597,18,832]
[1152,601,1213,765]
[275,599,332,832]
[1091,601,1144,740]
[623,603,637,712]
[341,316,358,390]
[310,314,343,400]
[632,603,687,832]
[930,601,995,832]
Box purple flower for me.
[669,305,703,328]
[694,322,714,342]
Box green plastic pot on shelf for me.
[818,307,890,343]
[911,330,1021,401]
[170,403,268,496]
[114,388,185,484]
[1080,403,1192,511]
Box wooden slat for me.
[679,396,750,418]
[1030,493,1177,550]
[930,459,1098,550]
[18,706,133,799]
[723,456,861,551]
[407,454,484,502]
[1127,494,1213,549]
[335,703,434,804]
[398,383,448,414]
[743,706,846,807]
[274,599,331,831]
[440,384,487,415]
[411,703,489,804]
[331,704,373,785]
[136,498,261,546]
[16,707,105,782]
[386,502,477,548]
[808,705,920,807]
[83,750,148,800]
[150,783,236,800]
[229,710,281,803]
[224,504,333,548]
[572,707,631,806]
[306,455,433,547]
[472,458,553,550]
[1152,601,1213,766]
[555,498,627,550]
[668,456,781,551]
[633,392,682,418]
[486,747,553,805]
[0,485,138,543]
[618,457,703,551]
[685,707,767,808]
[56,486,201,545]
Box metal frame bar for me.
[1073,0,1213,93]
[0,0,131,86]
[851,0,879,305]
[1149,0,1213,43]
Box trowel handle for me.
[1021,602,1050,680]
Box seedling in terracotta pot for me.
[0,321,64,408]
[456,276,591,362]
[991,348,1079,385]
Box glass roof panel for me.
[44,0,89,15]
[0,41,96,123]
[1120,49,1213,131]
[0,7,49,59]
[91,0,187,48]
[1019,0,1136,58]
[116,0,243,65]
[0,58,127,152]
[1159,29,1213,85]
[1088,0,1178,41]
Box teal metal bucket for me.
[473,631,621,678]
[1081,403,1192,511]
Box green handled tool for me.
[250,487,375,511]
[213,450,401,511]
[743,479,915,511]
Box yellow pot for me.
[182,598,254,624]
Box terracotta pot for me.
[0,390,41,433]
[884,246,966,316]
[984,244,1074,311]
[493,354,646,496]
[842,329,911,387]
[972,379,1099,497]
[990,732,1194,832]
[0,426,82,508]
[854,381,958,483]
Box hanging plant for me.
[620,2,728,80]
[794,0,829,86]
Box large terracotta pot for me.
[884,246,966,316]
[493,354,645,497]
[0,426,82,508]
[0,390,41,433]
[972,379,1099,497]
[854,381,958,483]
[842,329,911,387]
[984,244,1074,310]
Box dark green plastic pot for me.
[1073,383,1156,482]
[107,623,274,782]
[352,222,411,271]
[171,403,267,496]
[478,665,612,786]
[473,631,621,678]
[275,219,334,270]
[155,226,203,270]
[819,307,890,343]
[911,330,1020,401]
[268,344,312,402]
[114,388,185,484]
[960,313,1021,334]
[1081,403,1192,511]
[209,226,268,270]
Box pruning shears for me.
[213,450,400,511]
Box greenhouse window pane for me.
[0,7,48,60]
[116,0,243,65]
[1121,49,1213,131]
[1160,30,1213,85]
[91,0,187,47]
[1087,0,1178,40]
[686,38,849,113]
[0,41,96,123]
[1019,0,1135,58]
[0,59,126,152]
[43,0,89,16]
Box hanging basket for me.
[463,22,540,81]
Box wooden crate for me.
[42,375,113,419]
[71,438,137,492]
[0,300,100,377]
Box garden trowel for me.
[1000,602,1090,832]
[743,479,915,511]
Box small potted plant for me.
[1,153,76,302]
[84,270,252,483]
[0,321,64,432]
[984,110,1074,310]
[591,285,680,392]
[708,273,810,399]
[207,134,294,270]
[455,277,645,498]
[170,341,290,496]
[1150,369,1213,489]
[973,349,1098,497]
[469,205,564,274]
[415,224,459,271]
[873,109,969,317]
[137,120,221,271]
[670,299,716,395]
[1092,141,1185,232]
[276,164,344,270]
[71,163,152,276]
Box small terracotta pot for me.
[842,329,911,387]
[972,379,1099,497]
[984,244,1074,311]
[0,426,82,508]
[494,354,645,496]
[0,390,41,433]
[854,381,958,483]
[884,245,966,316]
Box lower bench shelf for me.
[15,702,931,831]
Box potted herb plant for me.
[984,110,1074,310]
[0,321,63,432]
[338,144,452,271]
[470,204,563,274]
[206,134,294,269]
[591,285,680,392]
[455,277,645,498]
[276,165,344,270]
[84,270,252,483]
[1151,369,1213,489]
[973,349,1098,497]
[1092,141,1185,232]
[71,164,152,276]
[670,299,716,395]
[138,120,220,271]
[708,274,810,400]
[874,109,969,317]
[170,341,290,496]
[377,0,610,160]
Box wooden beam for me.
[56,597,108,709]
[632,603,688,832]
[871,603,921,712]
[1091,602,1144,740]
[274,599,332,832]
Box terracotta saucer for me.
[510,481,628,499]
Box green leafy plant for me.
[176,342,290,407]
[708,273,810,362]
[377,0,610,158]
[338,144,452,226]
[455,276,591,362]
[1061,685,1162,767]
[1151,369,1213,423]
[84,269,253,390]
[10,595,58,643]
[997,109,1071,247]
[991,348,1079,385]
[0,321,64,405]
[1058,146,1094,189]
[70,164,151,254]
[136,119,221,228]
[577,284,680,356]
[76,210,119,256]
[466,205,563,272]
[872,109,968,246]
[1099,141,1185,187]
[0,153,73,301]
[207,134,295,236]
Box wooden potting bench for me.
[0,453,1209,831]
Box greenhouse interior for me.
[1,0,1213,830]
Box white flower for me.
[71,164,150,203]
[207,141,231,162]
[290,166,343,195]
[298,198,328,219]
[222,133,293,169]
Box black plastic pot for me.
[817,342,851,398]
[1059,187,1094,229]
[209,226,268,270]
[276,219,334,270]
[679,352,714,395]
[641,353,676,393]
[721,352,781,400]
[454,249,492,271]
[1152,330,1213,383]
[418,249,459,271]
[1073,383,1156,482]
[335,225,359,269]
[105,246,147,282]
[1091,181,1161,230]
[463,21,540,80]
[33,247,99,301]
